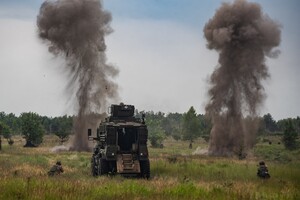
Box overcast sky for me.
[0,0,299,120]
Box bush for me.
[20,112,45,147]
[0,121,14,145]
[282,120,298,150]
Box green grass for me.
[1,176,299,200]
[0,135,299,199]
[254,142,300,163]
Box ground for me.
[0,135,299,200]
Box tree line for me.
[0,109,299,150]
[0,112,73,147]
[140,108,299,150]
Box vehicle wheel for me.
[97,158,108,175]
[102,158,109,174]
[140,159,150,179]
[108,161,117,174]
[91,156,98,176]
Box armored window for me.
[106,127,116,145]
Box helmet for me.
[56,161,62,165]
[259,161,265,165]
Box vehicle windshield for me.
[117,127,138,152]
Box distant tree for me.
[55,128,70,144]
[295,116,300,134]
[0,121,10,138]
[282,119,298,150]
[199,115,212,142]
[182,106,201,143]
[6,113,21,134]
[20,112,45,147]
[0,112,21,134]
[161,112,183,139]
[278,117,300,134]
[0,113,8,124]
[172,130,181,141]
[0,121,14,145]
[146,116,165,148]
[54,115,72,144]
[161,117,173,136]
[256,117,266,135]
[40,116,52,134]
[198,114,212,136]
[263,113,277,132]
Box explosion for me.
[37,0,119,151]
[204,0,281,156]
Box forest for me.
[0,108,299,150]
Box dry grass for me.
[0,135,299,199]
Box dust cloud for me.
[37,0,118,151]
[204,0,281,156]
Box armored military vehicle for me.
[88,103,150,178]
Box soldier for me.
[48,161,64,176]
[257,161,270,179]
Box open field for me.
[0,135,299,200]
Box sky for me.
[0,0,299,120]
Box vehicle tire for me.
[91,156,98,176]
[97,158,102,175]
[102,158,109,174]
[108,161,117,174]
[98,158,108,175]
[140,159,150,179]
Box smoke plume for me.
[204,0,281,156]
[37,0,118,151]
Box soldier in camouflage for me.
[257,161,270,179]
[48,161,64,176]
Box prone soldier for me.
[48,161,64,176]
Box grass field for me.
[0,135,299,200]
